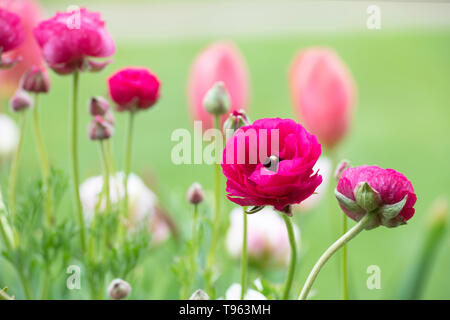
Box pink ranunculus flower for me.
[0,7,25,68]
[226,207,300,268]
[336,165,417,229]
[221,118,322,212]
[33,8,115,75]
[108,67,161,112]
[0,0,42,95]
[188,41,249,129]
[289,48,356,149]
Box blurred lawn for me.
[1,29,449,299]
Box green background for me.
[0,1,449,300]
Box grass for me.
[1,28,449,299]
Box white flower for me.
[0,114,19,164]
[79,172,170,244]
[225,283,267,300]
[296,156,332,212]
[225,207,300,268]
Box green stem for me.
[342,213,349,300]
[70,70,86,252]
[206,114,221,296]
[100,141,111,214]
[240,208,248,300]
[105,140,116,175]
[123,112,135,218]
[17,269,32,300]
[298,210,377,300]
[32,94,53,226]
[40,267,50,300]
[282,214,297,300]
[100,141,111,250]
[8,113,26,221]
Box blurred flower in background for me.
[226,207,300,268]
[79,172,170,245]
[224,283,267,300]
[188,41,249,129]
[33,7,115,75]
[295,156,332,212]
[289,47,356,149]
[0,114,19,165]
[0,0,42,97]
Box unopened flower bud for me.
[202,81,230,116]
[186,182,204,205]
[10,90,32,112]
[223,109,251,134]
[89,96,110,117]
[334,159,350,180]
[88,115,114,140]
[189,289,210,300]
[354,182,382,212]
[108,279,131,300]
[21,66,50,93]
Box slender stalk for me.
[342,213,349,299]
[8,113,26,220]
[100,141,111,213]
[40,267,50,300]
[282,214,297,300]
[70,70,86,252]
[206,114,221,296]
[240,208,248,300]
[123,112,135,218]
[328,149,349,300]
[105,140,116,174]
[32,94,53,226]
[100,141,111,250]
[17,269,32,300]
[298,210,377,300]
[183,204,199,299]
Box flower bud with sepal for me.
[335,165,416,230]
[223,109,251,134]
[202,81,231,116]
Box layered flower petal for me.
[33,7,115,74]
[222,118,322,212]
[108,67,161,111]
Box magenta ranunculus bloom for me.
[221,118,323,213]
[0,8,24,52]
[0,7,25,67]
[289,48,356,149]
[33,8,115,75]
[336,165,417,228]
[108,67,161,112]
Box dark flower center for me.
[263,155,280,172]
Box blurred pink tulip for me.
[289,48,356,149]
[187,41,250,129]
[0,0,43,98]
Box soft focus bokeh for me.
[1,0,449,299]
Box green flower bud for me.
[223,109,251,135]
[354,182,382,212]
[202,82,231,116]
